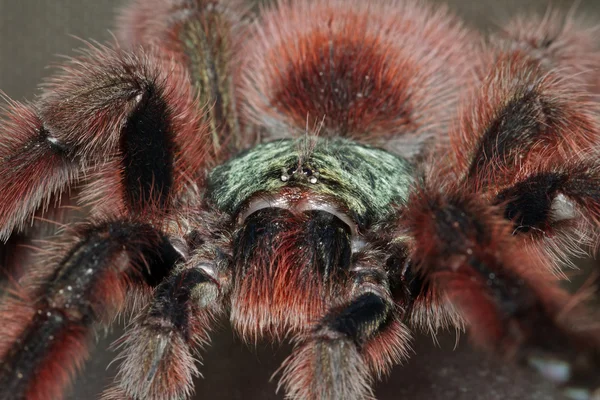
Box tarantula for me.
[1,0,600,399]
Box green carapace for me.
[207,137,414,226]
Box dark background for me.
[1,1,598,399]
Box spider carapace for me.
[0,0,600,399]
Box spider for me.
[1,0,600,399]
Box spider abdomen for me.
[238,0,479,154]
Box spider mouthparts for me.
[239,193,358,237]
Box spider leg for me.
[104,230,231,400]
[0,43,209,399]
[118,0,245,151]
[403,185,600,397]
[493,162,600,259]
[0,100,79,241]
[1,3,241,399]
[405,15,600,395]
[0,221,179,400]
[0,43,207,240]
[449,10,600,270]
[494,9,600,92]
[279,263,411,400]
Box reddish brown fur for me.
[404,186,515,348]
[360,318,411,379]
[278,299,410,400]
[0,288,37,362]
[41,44,210,213]
[238,0,480,155]
[118,0,248,153]
[493,161,600,227]
[117,0,247,56]
[230,212,340,341]
[279,336,374,400]
[496,10,600,91]
[497,161,600,274]
[0,101,78,240]
[0,43,211,242]
[407,265,466,336]
[109,320,203,400]
[0,221,165,400]
[451,51,599,187]
[107,267,225,400]
[403,183,600,355]
[440,15,600,286]
[24,325,89,400]
[0,276,112,400]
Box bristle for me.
[110,323,200,400]
[3,1,600,399]
[239,0,480,156]
[279,337,374,400]
[493,162,600,271]
[100,387,132,400]
[495,165,600,229]
[404,186,515,347]
[360,318,412,379]
[0,302,90,400]
[402,183,600,357]
[407,281,465,337]
[278,292,409,400]
[77,158,126,218]
[0,43,211,238]
[108,264,224,400]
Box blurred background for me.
[0,0,599,399]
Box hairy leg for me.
[118,0,245,152]
[450,9,600,270]
[279,260,411,400]
[0,221,179,400]
[105,232,231,400]
[400,14,600,395]
[403,185,600,395]
[0,43,206,241]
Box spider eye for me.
[281,166,319,184]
